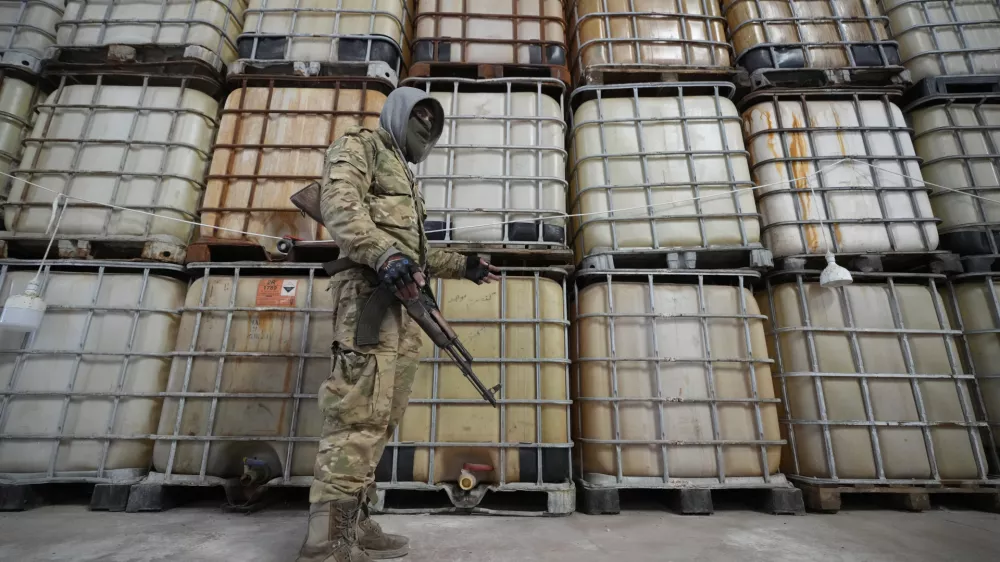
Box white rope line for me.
[1,157,999,243]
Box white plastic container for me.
[6,78,219,262]
[0,262,185,481]
[237,0,409,81]
[413,0,566,66]
[0,0,64,72]
[882,0,1000,81]
[202,81,387,257]
[743,91,938,258]
[57,0,247,70]
[154,266,571,491]
[408,78,567,247]
[0,74,39,202]
[910,99,1000,256]
[570,83,760,262]
[759,271,990,483]
[572,270,782,486]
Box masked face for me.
[404,104,435,163]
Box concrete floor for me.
[0,505,998,562]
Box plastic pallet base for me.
[577,484,804,516]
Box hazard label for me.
[256,279,298,307]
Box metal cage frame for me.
[724,0,902,73]
[763,269,998,485]
[403,76,569,248]
[0,68,45,201]
[0,0,63,73]
[568,82,761,259]
[571,268,787,489]
[151,263,573,493]
[412,0,568,66]
[55,0,247,70]
[881,0,1000,79]
[742,88,938,259]
[4,72,219,256]
[566,0,733,79]
[0,259,186,485]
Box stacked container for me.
[0,1,235,509]
[563,2,803,515]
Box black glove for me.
[464,255,501,284]
[378,253,421,297]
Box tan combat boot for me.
[357,501,409,559]
[296,498,373,562]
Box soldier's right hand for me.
[378,253,424,300]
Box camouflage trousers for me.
[309,269,421,503]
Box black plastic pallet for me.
[796,482,1000,513]
[0,482,132,512]
[226,58,399,87]
[772,251,962,275]
[184,237,339,264]
[577,66,746,88]
[959,254,1000,274]
[45,44,225,87]
[408,61,570,84]
[578,246,773,272]
[577,482,804,516]
[374,483,575,516]
[903,74,1000,111]
[0,236,187,264]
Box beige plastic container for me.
[723,0,900,76]
[0,74,38,201]
[759,273,990,482]
[153,267,571,489]
[572,271,781,484]
[570,84,760,261]
[408,78,566,247]
[568,0,731,84]
[201,82,387,257]
[0,263,185,480]
[945,274,1000,461]
[0,0,64,73]
[882,0,1000,81]
[743,92,937,258]
[910,101,1000,256]
[57,0,247,70]
[237,0,410,81]
[6,81,219,262]
[413,0,566,66]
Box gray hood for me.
[378,86,444,164]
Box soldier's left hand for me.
[464,256,501,285]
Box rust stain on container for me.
[789,114,819,252]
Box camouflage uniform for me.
[310,126,466,504]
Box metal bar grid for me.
[763,269,996,485]
[0,0,63,59]
[240,0,408,72]
[0,260,185,484]
[154,264,571,489]
[567,0,732,76]
[724,0,899,71]
[403,77,568,247]
[414,0,567,64]
[746,89,936,257]
[6,73,218,244]
[881,0,1000,74]
[911,97,1000,255]
[571,268,782,488]
[568,82,759,257]
[56,0,246,64]
[201,77,384,243]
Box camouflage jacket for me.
[320,126,466,279]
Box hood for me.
[378,86,444,164]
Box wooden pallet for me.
[747,65,910,91]
[578,66,746,88]
[0,237,186,264]
[577,481,804,516]
[0,482,134,512]
[185,237,339,264]
[772,251,962,275]
[796,482,1000,513]
[579,246,772,272]
[408,61,570,84]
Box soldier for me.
[297,87,500,562]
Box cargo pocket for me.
[326,348,390,428]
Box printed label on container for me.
[256,279,298,306]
